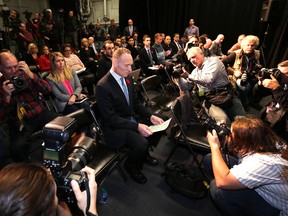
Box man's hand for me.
[18,61,34,79]
[206,129,221,150]
[262,75,280,90]
[71,166,98,216]
[2,80,15,96]
[150,115,164,125]
[138,123,153,137]
[234,70,242,78]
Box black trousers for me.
[8,110,59,162]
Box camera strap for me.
[17,102,27,131]
[84,176,94,216]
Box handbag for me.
[204,84,233,108]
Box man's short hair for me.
[186,46,203,60]
[142,35,150,42]
[103,40,113,50]
[278,60,288,67]
[112,48,131,60]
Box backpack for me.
[163,161,209,199]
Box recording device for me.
[239,62,262,86]
[166,49,188,78]
[258,68,282,82]
[42,116,97,203]
[8,75,28,92]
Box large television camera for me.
[166,49,189,79]
[42,116,97,203]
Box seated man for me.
[260,60,288,140]
[204,116,288,216]
[97,40,114,81]
[176,46,246,126]
[178,47,246,125]
[0,51,59,162]
[222,35,261,110]
[96,48,165,184]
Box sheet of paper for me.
[149,118,172,133]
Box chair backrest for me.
[171,97,210,151]
[89,102,106,145]
[141,75,162,91]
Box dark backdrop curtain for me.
[119,0,288,67]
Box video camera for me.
[42,116,97,203]
[8,75,28,93]
[165,49,188,78]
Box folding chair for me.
[141,75,176,112]
[165,95,210,169]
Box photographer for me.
[222,35,261,110]
[0,163,98,216]
[0,51,59,162]
[176,46,246,126]
[204,115,288,216]
[260,60,288,140]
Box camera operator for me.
[222,35,261,110]
[0,51,59,162]
[204,115,288,216]
[0,163,98,216]
[176,46,246,126]
[259,60,288,140]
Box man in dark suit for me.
[139,35,162,77]
[123,19,138,38]
[96,48,164,184]
[97,40,114,81]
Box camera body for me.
[9,75,28,92]
[258,68,282,83]
[42,116,97,203]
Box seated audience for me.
[79,38,98,76]
[162,35,173,59]
[36,45,51,72]
[97,40,115,81]
[204,115,288,216]
[61,43,96,96]
[0,51,59,162]
[209,34,226,59]
[0,163,98,216]
[25,43,40,71]
[227,34,246,55]
[46,52,90,115]
[139,35,162,77]
[260,60,288,140]
[126,36,139,60]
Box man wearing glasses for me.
[0,51,59,162]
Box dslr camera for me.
[42,116,97,203]
[258,68,282,83]
[9,75,28,92]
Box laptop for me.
[129,69,141,82]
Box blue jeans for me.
[203,154,280,216]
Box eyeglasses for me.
[1,65,18,71]
[64,49,71,52]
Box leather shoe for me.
[145,155,159,166]
[124,163,147,184]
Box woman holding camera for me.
[0,163,98,216]
[204,115,288,216]
[46,52,90,115]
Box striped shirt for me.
[230,153,288,216]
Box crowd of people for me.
[0,7,288,216]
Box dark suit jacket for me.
[97,54,112,80]
[139,47,159,75]
[96,72,152,148]
[123,26,138,37]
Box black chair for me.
[141,75,176,112]
[165,95,210,169]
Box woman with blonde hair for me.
[46,52,89,114]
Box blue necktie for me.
[121,77,129,105]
